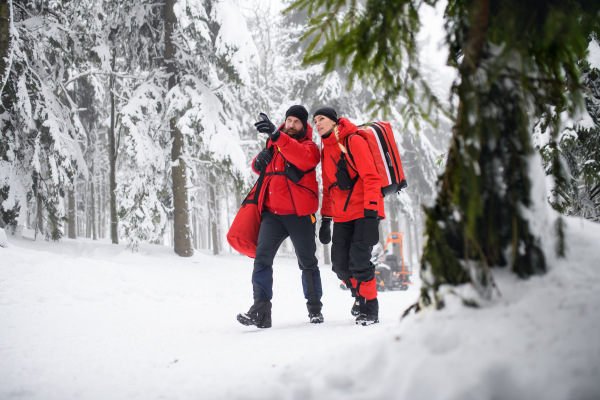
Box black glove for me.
[254,114,281,142]
[319,217,332,244]
[253,148,273,171]
[363,209,379,246]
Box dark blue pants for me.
[252,211,323,313]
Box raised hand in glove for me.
[319,217,332,244]
[363,209,379,246]
[253,147,273,171]
[254,113,281,142]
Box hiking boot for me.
[237,300,272,328]
[351,298,361,316]
[309,312,324,324]
[355,297,378,326]
[356,313,379,326]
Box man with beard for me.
[236,105,322,328]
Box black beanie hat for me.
[313,107,338,124]
[285,105,309,131]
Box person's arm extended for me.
[276,133,320,171]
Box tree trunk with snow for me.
[36,196,43,236]
[91,166,97,241]
[209,172,219,255]
[165,0,192,257]
[0,0,9,92]
[108,47,118,245]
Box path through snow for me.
[0,234,418,399]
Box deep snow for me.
[1,216,599,400]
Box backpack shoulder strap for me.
[344,133,359,172]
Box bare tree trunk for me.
[226,195,232,252]
[165,0,192,257]
[78,180,83,237]
[101,180,107,239]
[63,196,68,236]
[198,215,203,249]
[209,173,219,255]
[68,188,76,239]
[85,179,91,238]
[206,216,211,250]
[91,163,97,240]
[108,48,118,244]
[201,216,207,249]
[387,197,402,259]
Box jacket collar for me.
[335,118,357,140]
[320,117,356,146]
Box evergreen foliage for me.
[537,43,600,223]
[289,0,600,308]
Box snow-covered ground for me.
[1,217,599,400]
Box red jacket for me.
[251,124,320,216]
[321,118,385,222]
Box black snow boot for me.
[356,297,379,326]
[309,312,324,323]
[237,300,272,328]
[350,288,360,316]
[307,302,324,324]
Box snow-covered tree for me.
[0,0,88,240]
[536,36,600,224]
[170,0,257,255]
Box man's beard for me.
[283,126,305,139]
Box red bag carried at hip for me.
[227,167,267,258]
[227,200,261,258]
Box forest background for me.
[0,0,598,282]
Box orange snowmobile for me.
[339,232,413,292]
[373,232,413,291]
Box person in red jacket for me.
[236,105,323,329]
[314,107,384,325]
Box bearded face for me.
[283,125,305,140]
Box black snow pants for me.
[252,211,323,313]
[331,218,376,284]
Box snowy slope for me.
[1,217,599,400]
[253,217,600,400]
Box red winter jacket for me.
[251,124,320,216]
[321,118,385,222]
